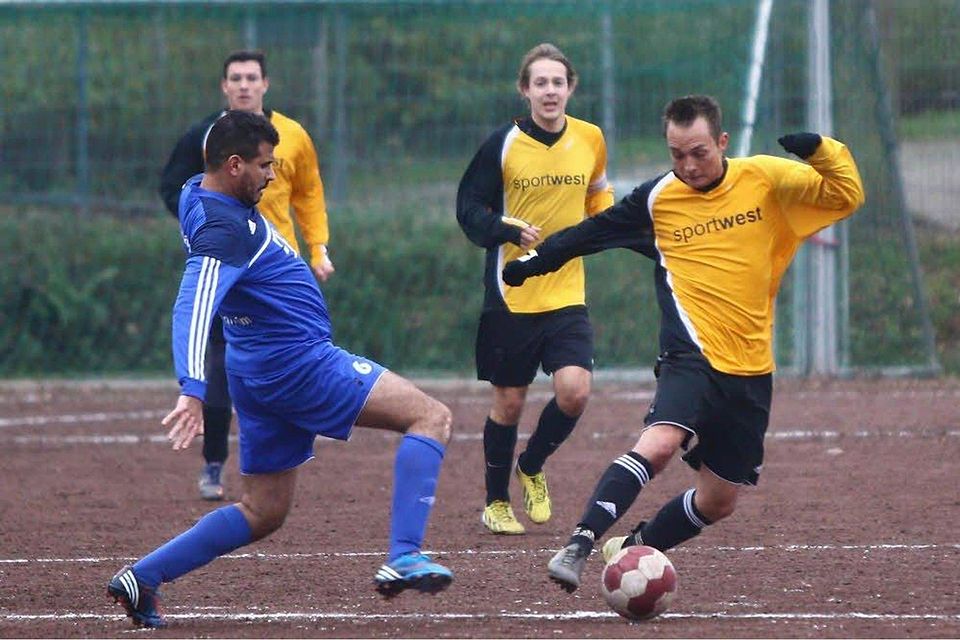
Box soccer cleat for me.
[515,465,551,523]
[482,500,526,535]
[547,542,591,593]
[107,565,166,628]
[601,535,630,563]
[374,552,453,597]
[198,462,225,501]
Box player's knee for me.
[421,399,453,445]
[633,426,684,472]
[698,497,736,523]
[239,501,289,541]
[555,387,589,417]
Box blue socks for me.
[133,504,252,588]
[389,433,446,561]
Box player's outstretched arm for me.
[502,189,656,286]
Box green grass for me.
[897,108,960,140]
[916,222,960,373]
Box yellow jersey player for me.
[456,43,614,535]
[503,94,865,591]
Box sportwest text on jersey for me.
[673,207,763,243]
[512,173,587,191]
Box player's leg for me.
[515,364,590,524]
[547,352,710,592]
[516,308,593,523]
[616,467,736,555]
[481,385,528,533]
[108,468,296,628]
[108,367,312,628]
[546,423,686,592]
[199,316,231,501]
[519,308,594,477]
[605,369,771,559]
[353,370,455,595]
[475,309,540,534]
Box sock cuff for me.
[613,451,655,486]
[484,416,518,430]
[402,432,446,458]
[218,504,253,543]
[684,488,712,527]
[543,397,578,423]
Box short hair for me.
[204,110,279,171]
[517,43,577,89]
[662,95,723,140]
[222,49,267,79]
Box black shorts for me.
[643,351,772,485]
[475,305,593,387]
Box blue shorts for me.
[228,343,386,475]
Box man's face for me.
[222,60,269,114]
[520,58,574,132]
[232,141,276,207]
[665,116,729,190]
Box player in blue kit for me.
[107,111,453,629]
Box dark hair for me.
[517,43,577,89]
[222,50,267,79]
[662,95,723,140]
[204,110,279,171]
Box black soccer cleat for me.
[107,564,166,628]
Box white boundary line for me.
[4,610,959,623]
[2,543,957,565]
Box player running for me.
[503,94,865,591]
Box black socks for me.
[578,452,654,539]
[483,417,518,504]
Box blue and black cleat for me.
[107,564,166,628]
[374,552,453,597]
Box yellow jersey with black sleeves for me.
[514,136,865,375]
[457,115,614,313]
[261,110,330,268]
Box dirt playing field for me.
[1,376,958,638]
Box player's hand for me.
[518,225,541,250]
[777,132,822,159]
[502,250,539,286]
[161,394,204,451]
[312,245,335,283]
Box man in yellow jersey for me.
[503,94,865,591]
[456,43,614,535]
[159,50,335,501]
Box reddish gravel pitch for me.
[0,377,958,638]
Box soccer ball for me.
[601,545,677,621]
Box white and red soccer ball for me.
[601,545,678,621]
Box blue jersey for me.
[172,174,333,399]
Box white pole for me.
[807,0,837,374]
[736,0,774,157]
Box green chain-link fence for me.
[1,0,956,377]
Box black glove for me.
[502,250,539,286]
[777,132,822,159]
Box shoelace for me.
[530,475,548,501]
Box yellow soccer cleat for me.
[515,466,551,523]
[601,535,629,563]
[482,500,526,535]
